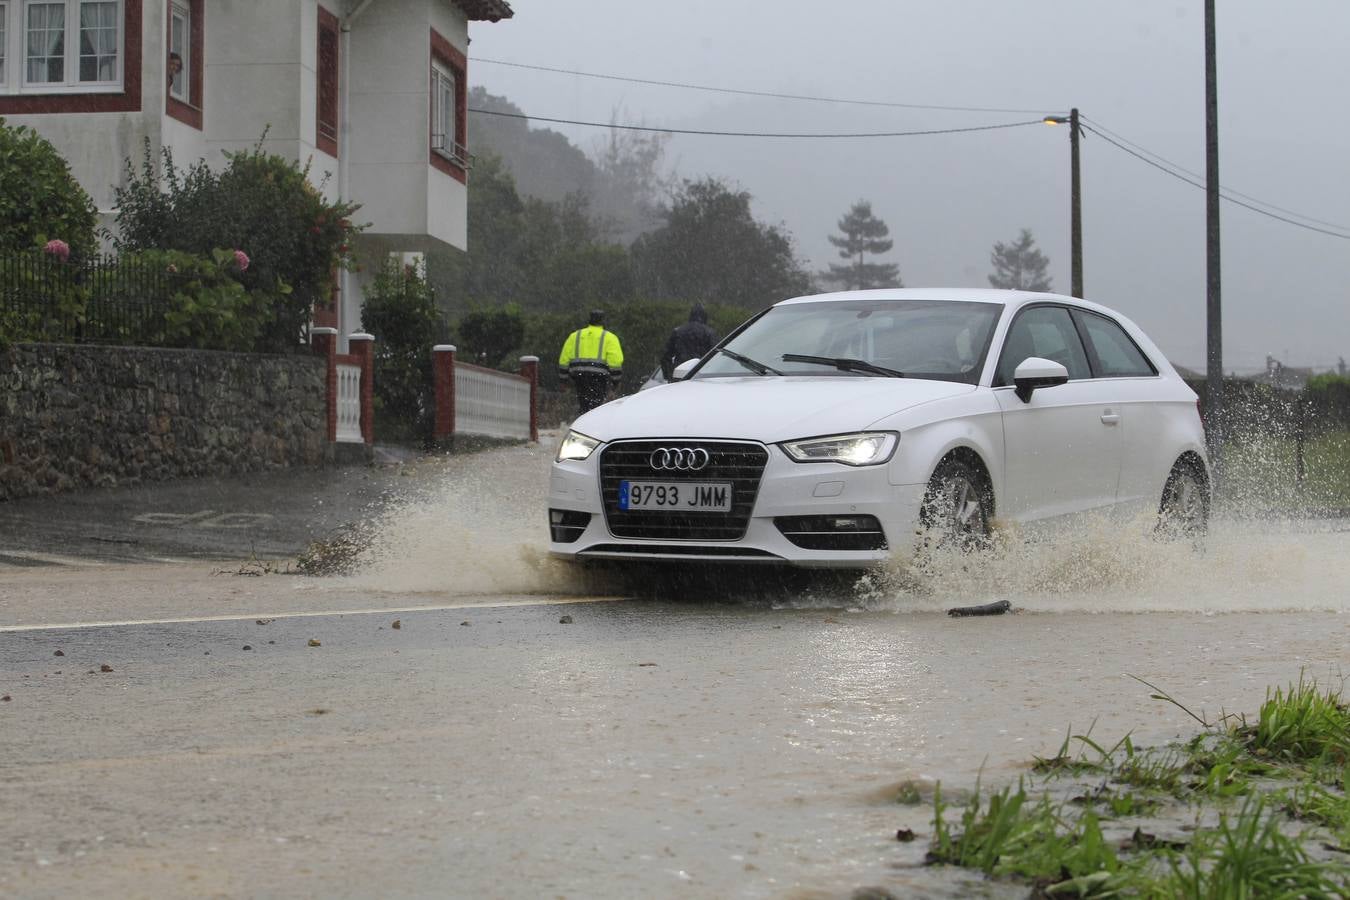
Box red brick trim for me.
[0,0,143,115]
[165,0,204,129]
[428,27,466,184]
[316,5,340,158]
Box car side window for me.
[1075,311,1156,377]
[995,306,1091,386]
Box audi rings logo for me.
[649,447,711,471]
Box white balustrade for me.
[455,363,531,440]
[335,363,363,443]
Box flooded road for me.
[2,439,1348,898]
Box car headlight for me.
[556,430,601,462]
[780,432,898,466]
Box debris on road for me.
[391,619,401,630]
[559,615,573,624]
[99,664,113,672]
[256,619,273,625]
[946,599,1012,617]
[307,639,321,647]
[242,645,252,651]
[1,695,10,702]
[460,621,470,626]
[53,650,64,657]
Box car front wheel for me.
[919,458,992,550]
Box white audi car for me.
[549,289,1208,568]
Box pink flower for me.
[233,249,250,272]
[43,239,70,262]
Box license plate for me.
[618,480,733,512]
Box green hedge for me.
[457,301,756,395]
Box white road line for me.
[0,596,628,633]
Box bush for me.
[114,249,273,351]
[361,258,447,445]
[489,301,756,394]
[112,138,360,351]
[458,307,525,368]
[0,119,98,259]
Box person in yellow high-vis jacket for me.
[558,310,625,414]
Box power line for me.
[477,57,1348,238]
[1082,115,1350,232]
[1080,123,1350,240]
[474,57,1054,116]
[468,106,1043,139]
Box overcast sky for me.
[468,1,1349,372]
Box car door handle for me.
[1100,411,1120,425]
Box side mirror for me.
[1013,357,1070,403]
[671,358,700,381]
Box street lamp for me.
[1042,108,1083,298]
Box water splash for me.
[335,440,1349,613]
[848,515,1350,615]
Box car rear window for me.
[1075,311,1157,378]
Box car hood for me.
[572,376,975,444]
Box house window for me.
[430,60,457,160]
[15,0,120,88]
[315,5,338,157]
[428,27,466,181]
[0,4,7,84]
[167,0,186,100]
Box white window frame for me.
[0,3,8,85]
[168,0,188,102]
[430,58,464,166]
[4,0,122,94]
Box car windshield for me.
[694,298,1003,384]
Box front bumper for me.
[548,440,927,568]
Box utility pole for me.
[1204,0,1224,477]
[1069,108,1082,298]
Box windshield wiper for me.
[718,347,781,376]
[781,354,905,378]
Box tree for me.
[429,154,634,319]
[826,200,902,290]
[360,258,447,445]
[988,228,1052,292]
[631,177,813,309]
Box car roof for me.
[775,288,1122,318]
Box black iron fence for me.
[0,251,192,346]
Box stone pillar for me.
[348,332,375,446]
[311,327,338,445]
[519,355,540,443]
[433,344,457,448]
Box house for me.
[0,0,513,348]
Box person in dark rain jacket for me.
[660,303,718,381]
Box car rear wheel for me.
[919,458,992,550]
[1157,462,1208,539]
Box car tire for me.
[1157,461,1209,539]
[919,458,993,550]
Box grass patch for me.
[921,676,1350,897]
[1223,428,1350,513]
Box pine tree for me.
[826,200,902,290]
[988,228,1052,291]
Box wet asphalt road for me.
[4,448,1350,897]
[0,464,405,565]
[4,592,1349,899]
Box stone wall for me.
[0,343,327,501]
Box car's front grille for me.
[599,440,769,540]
